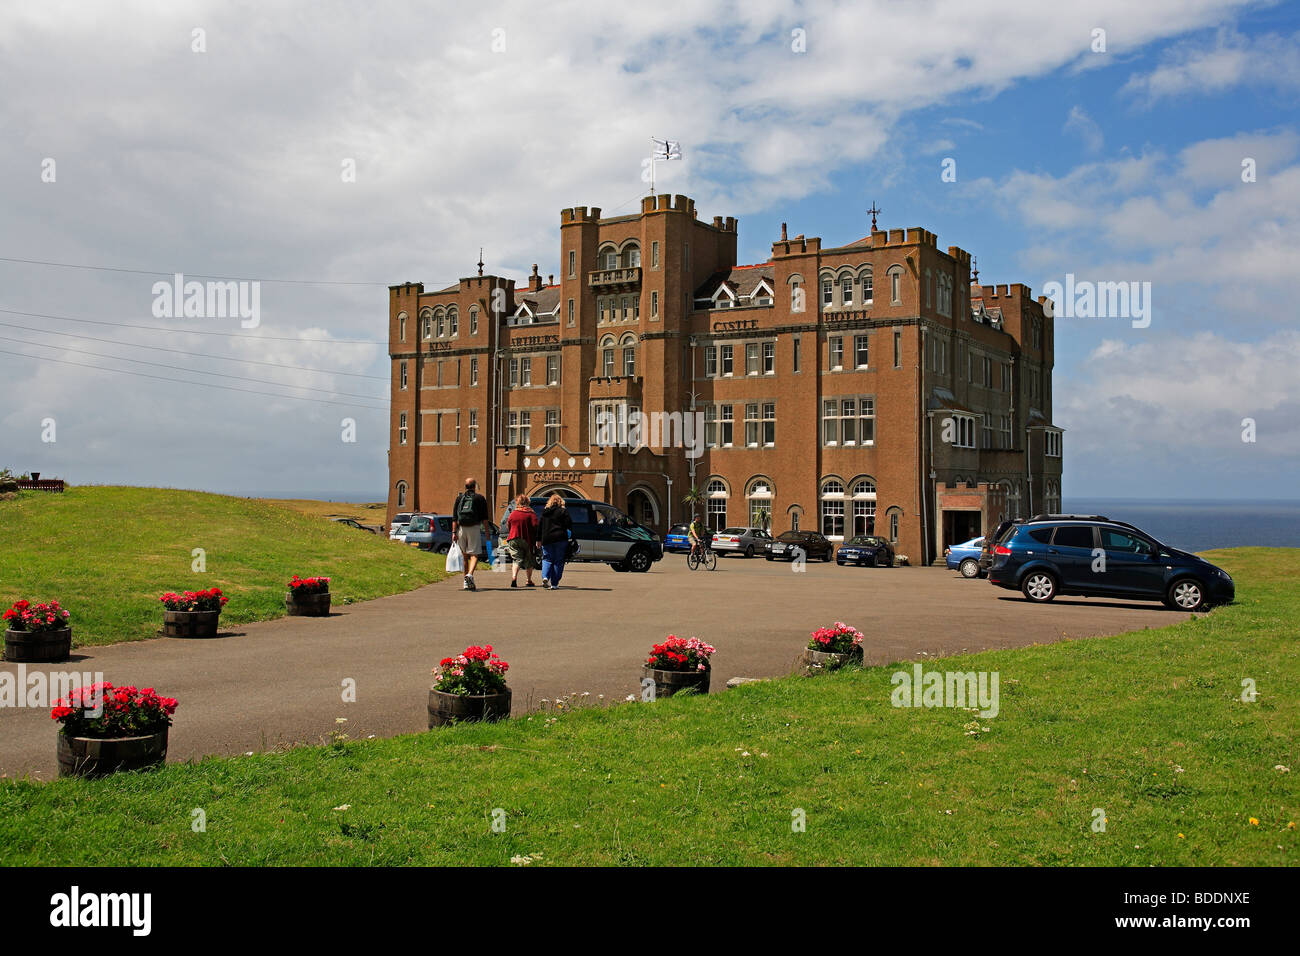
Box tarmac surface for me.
[0,554,1180,780]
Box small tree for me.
[681,484,703,520]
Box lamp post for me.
[665,475,673,530]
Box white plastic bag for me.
[445,541,464,573]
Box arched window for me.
[448,306,459,337]
[787,273,805,314]
[620,333,636,377]
[820,477,846,539]
[420,308,432,340]
[850,477,877,536]
[469,306,479,336]
[623,242,641,268]
[1043,479,1060,514]
[859,268,873,304]
[598,243,618,271]
[746,476,774,529]
[706,478,729,532]
[398,312,408,342]
[600,334,616,378]
[786,504,803,533]
[1001,479,1021,519]
[396,481,407,508]
[888,266,904,305]
[886,506,903,544]
[434,307,446,338]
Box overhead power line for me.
[0,255,433,288]
[0,334,387,402]
[0,347,390,411]
[0,318,388,380]
[0,307,387,346]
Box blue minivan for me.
[988,515,1234,611]
[496,497,664,572]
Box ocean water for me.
[1066,499,1300,553]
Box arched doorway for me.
[531,484,582,500]
[625,487,660,529]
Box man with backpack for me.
[451,477,490,591]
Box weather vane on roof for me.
[868,202,881,231]
[477,248,484,277]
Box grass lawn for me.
[0,548,1295,866]
[255,497,386,524]
[0,486,443,648]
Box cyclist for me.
[688,516,711,562]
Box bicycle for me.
[686,541,717,571]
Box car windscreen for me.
[777,532,804,542]
[407,517,430,531]
[668,526,688,534]
[720,528,746,535]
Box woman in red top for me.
[505,494,540,588]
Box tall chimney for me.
[781,222,788,241]
[529,263,542,292]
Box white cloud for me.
[1064,105,1105,153]
[1122,27,1300,106]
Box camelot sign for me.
[534,470,584,483]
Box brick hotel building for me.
[386,194,1062,564]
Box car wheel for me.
[1021,571,1057,603]
[765,555,773,561]
[436,543,450,554]
[745,544,755,558]
[877,553,889,568]
[1167,578,1206,612]
[626,548,652,573]
[610,562,629,572]
[959,558,980,578]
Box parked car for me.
[987,515,1234,611]
[764,530,834,562]
[979,520,1017,575]
[504,497,663,572]
[945,536,986,578]
[664,524,692,553]
[711,526,772,558]
[403,514,454,553]
[389,512,413,538]
[390,522,410,542]
[836,535,895,568]
[331,517,378,534]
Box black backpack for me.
[456,493,479,524]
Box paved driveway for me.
[0,556,1181,780]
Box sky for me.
[0,0,1297,500]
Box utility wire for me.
[0,255,435,288]
[0,334,387,402]
[0,348,389,411]
[0,318,388,380]
[0,307,387,345]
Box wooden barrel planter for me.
[285,591,331,617]
[642,666,710,699]
[57,727,169,778]
[3,627,72,663]
[162,610,221,638]
[427,688,512,728]
[802,645,864,673]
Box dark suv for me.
[987,515,1234,611]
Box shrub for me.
[51,683,178,739]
